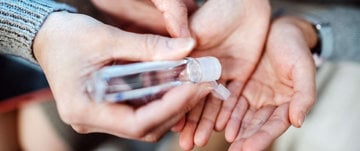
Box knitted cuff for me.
[0,0,76,63]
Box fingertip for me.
[215,114,227,131]
[289,99,308,128]
[194,133,207,147]
[225,128,236,143]
[154,37,195,60]
[289,91,314,128]
[193,124,213,147]
[290,110,305,128]
[215,107,231,132]
[180,37,196,50]
[179,133,195,151]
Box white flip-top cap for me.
[196,56,222,82]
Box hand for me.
[91,0,197,37]
[176,0,271,150]
[227,16,317,150]
[32,11,211,142]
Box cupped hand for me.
[32,11,211,142]
[176,0,271,149]
[227,16,317,150]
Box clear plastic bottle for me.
[86,56,230,104]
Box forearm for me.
[0,0,75,63]
[271,0,360,63]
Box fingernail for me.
[169,37,195,52]
[298,112,306,127]
[155,37,195,60]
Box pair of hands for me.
[33,0,316,150]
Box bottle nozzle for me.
[210,81,231,101]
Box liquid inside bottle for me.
[86,57,229,104]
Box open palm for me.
[177,0,272,149]
[227,16,317,151]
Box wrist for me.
[33,11,67,63]
[274,16,318,49]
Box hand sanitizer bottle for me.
[86,56,230,104]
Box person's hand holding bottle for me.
[32,10,211,142]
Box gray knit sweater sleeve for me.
[271,0,360,63]
[0,0,75,63]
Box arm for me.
[271,0,360,63]
[0,0,75,63]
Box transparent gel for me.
[86,56,230,104]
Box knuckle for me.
[127,126,148,139]
[57,104,85,126]
[143,34,161,55]
[57,108,75,124]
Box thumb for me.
[289,58,316,127]
[111,32,196,61]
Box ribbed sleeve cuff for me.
[0,0,76,63]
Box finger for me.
[228,106,276,151]
[216,81,244,131]
[178,100,205,150]
[171,116,186,132]
[151,0,191,37]
[135,83,211,135]
[238,106,276,139]
[194,96,222,147]
[227,106,255,151]
[224,97,248,142]
[289,55,316,127]
[92,0,168,34]
[189,0,245,47]
[241,104,290,151]
[76,110,185,142]
[111,31,195,61]
[82,83,210,140]
[142,112,185,142]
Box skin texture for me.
[32,11,212,142]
